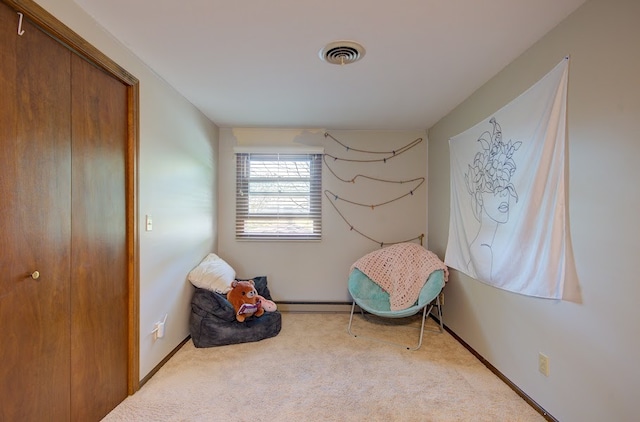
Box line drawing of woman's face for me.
[465,117,521,225]
[481,187,511,224]
[463,118,522,280]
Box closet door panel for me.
[0,6,72,421]
[70,54,128,421]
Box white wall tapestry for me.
[445,57,572,299]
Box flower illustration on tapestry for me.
[465,117,522,223]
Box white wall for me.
[36,0,219,380]
[427,0,640,420]
[218,128,428,302]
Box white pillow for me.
[188,253,235,294]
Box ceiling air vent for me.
[319,41,366,65]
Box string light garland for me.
[324,176,424,209]
[323,132,423,163]
[323,132,426,247]
[324,191,424,247]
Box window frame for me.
[235,150,323,241]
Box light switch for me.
[146,215,153,231]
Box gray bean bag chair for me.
[189,276,282,348]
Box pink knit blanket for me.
[351,243,448,311]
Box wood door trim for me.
[3,0,137,86]
[127,81,140,395]
[1,0,141,394]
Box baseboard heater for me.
[277,301,353,313]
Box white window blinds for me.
[235,151,322,240]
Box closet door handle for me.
[30,271,40,280]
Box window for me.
[235,151,322,240]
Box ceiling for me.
[73,0,586,130]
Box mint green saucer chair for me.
[347,268,445,350]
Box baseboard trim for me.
[139,336,191,388]
[277,301,353,313]
[441,323,559,422]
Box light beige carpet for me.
[103,312,544,422]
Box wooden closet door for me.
[0,5,73,421]
[70,55,129,421]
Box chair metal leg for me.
[347,302,358,337]
[428,294,444,333]
[412,304,428,350]
[347,300,436,351]
[437,295,444,332]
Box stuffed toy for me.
[257,294,277,313]
[227,279,277,322]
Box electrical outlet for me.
[538,352,550,376]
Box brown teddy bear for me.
[226,279,277,322]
